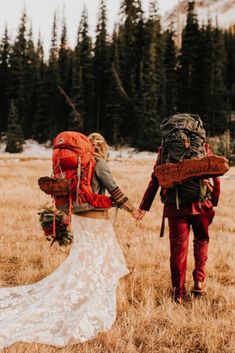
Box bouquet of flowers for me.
[38,205,73,247]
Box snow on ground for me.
[1,139,234,179]
[0,140,52,157]
[0,139,157,160]
[108,147,156,160]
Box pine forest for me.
[0,0,235,151]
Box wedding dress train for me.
[0,215,128,348]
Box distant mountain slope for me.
[163,0,235,31]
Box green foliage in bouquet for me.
[38,205,73,247]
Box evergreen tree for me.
[58,18,73,131]
[196,22,215,133]
[164,29,178,117]
[0,26,10,132]
[0,2,233,149]
[104,28,125,144]
[70,42,84,131]
[225,28,235,113]
[33,35,51,142]
[5,100,24,153]
[135,1,161,150]
[135,48,160,150]
[46,13,60,138]
[71,21,84,132]
[94,0,109,132]
[119,0,144,90]
[73,7,94,133]
[58,19,70,87]
[8,10,28,135]
[211,26,227,135]
[117,0,144,140]
[23,23,38,137]
[178,1,201,114]
[149,0,166,120]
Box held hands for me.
[132,209,146,221]
[62,213,69,225]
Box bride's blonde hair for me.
[88,132,109,160]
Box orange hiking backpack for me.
[52,131,112,211]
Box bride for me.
[0,133,135,348]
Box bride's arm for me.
[94,158,135,214]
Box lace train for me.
[0,215,128,348]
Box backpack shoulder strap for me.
[205,143,213,156]
[76,157,81,204]
[157,146,163,165]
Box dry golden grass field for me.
[0,156,234,353]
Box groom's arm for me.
[139,169,160,211]
[139,148,162,212]
[211,176,220,207]
[204,144,221,207]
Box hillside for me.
[163,0,235,34]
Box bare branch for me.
[58,85,83,129]
[112,64,132,104]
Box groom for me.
[133,147,221,303]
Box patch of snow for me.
[22,140,52,157]
[108,147,156,160]
[0,139,156,160]
[0,139,52,157]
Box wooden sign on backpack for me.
[154,155,229,188]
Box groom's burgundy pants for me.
[168,206,215,299]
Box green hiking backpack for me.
[160,113,206,163]
[159,113,210,207]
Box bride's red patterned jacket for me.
[139,144,221,218]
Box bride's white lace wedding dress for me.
[0,215,128,348]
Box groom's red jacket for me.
[139,145,221,217]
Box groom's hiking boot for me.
[172,288,187,304]
[192,281,206,296]
[172,293,191,304]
